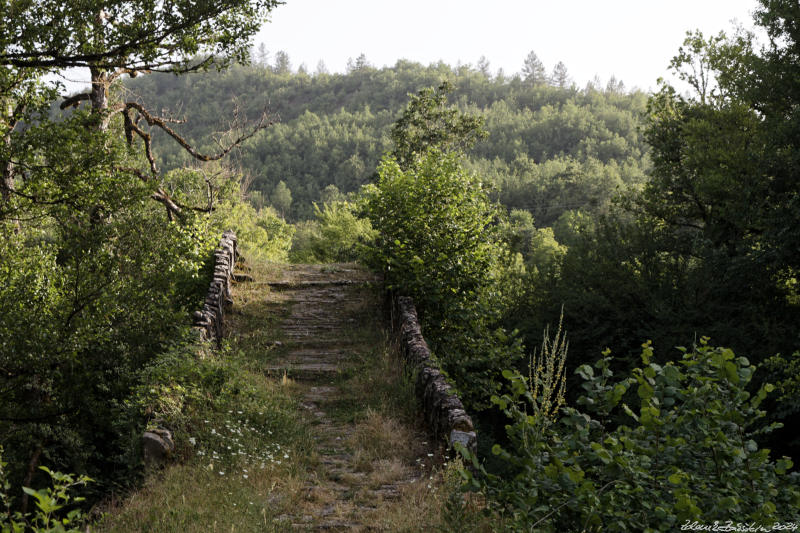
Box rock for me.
[142,428,175,467]
[449,430,477,453]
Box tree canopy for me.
[0,0,284,506]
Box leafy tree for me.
[390,81,488,170]
[363,150,521,409]
[0,0,282,503]
[0,0,278,122]
[637,2,800,457]
[320,184,345,205]
[364,151,502,310]
[270,179,292,218]
[1,0,278,219]
[508,0,800,463]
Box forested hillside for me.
[126,58,649,223]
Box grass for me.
[94,259,490,532]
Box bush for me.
[289,200,376,263]
[460,338,800,531]
[1,448,91,533]
[362,149,524,409]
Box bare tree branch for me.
[60,92,91,109]
[124,101,272,162]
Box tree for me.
[1,0,279,219]
[256,43,270,67]
[320,184,344,205]
[668,30,728,104]
[354,53,371,71]
[270,179,292,218]
[521,50,546,85]
[0,0,283,499]
[1,0,279,118]
[477,55,491,77]
[273,50,291,74]
[633,0,800,458]
[390,81,487,169]
[550,60,571,88]
[362,151,520,409]
[605,75,625,94]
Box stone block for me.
[142,428,174,467]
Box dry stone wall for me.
[143,231,237,466]
[192,230,238,346]
[392,296,477,454]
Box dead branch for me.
[60,92,91,109]
[124,101,272,163]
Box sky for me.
[254,0,762,92]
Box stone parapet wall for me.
[391,296,477,454]
[144,230,237,467]
[192,230,238,345]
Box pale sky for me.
[255,0,762,92]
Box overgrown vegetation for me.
[460,337,800,531]
[4,0,800,529]
[357,0,800,527]
[0,0,283,522]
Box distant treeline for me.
[126,56,649,223]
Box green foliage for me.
[0,0,279,72]
[763,352,800,452]
[521,51,547,86]
[1,0,285,505]
[363,151,503,309]
[289,200,376,263]
[460,340,800,531]
[125,60,650,220]
[269,180,292,218]
[363,150,522,409]
[390,81,488,169]
[507,2,800,461]
[0,200,217,485]
[212,199,294,263]
[1,449,91,533]
[131,335,233,447]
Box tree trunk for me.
[1,139,12,204]
[89,66,110,131]
[1,118,21,232]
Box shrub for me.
[362,149,523,409]
[1,448,91,533]
[289,200,376,263]
[460,338,800,531]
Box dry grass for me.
[349,408,418,464]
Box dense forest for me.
[3,0,800,530]
[126,55,649,223]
